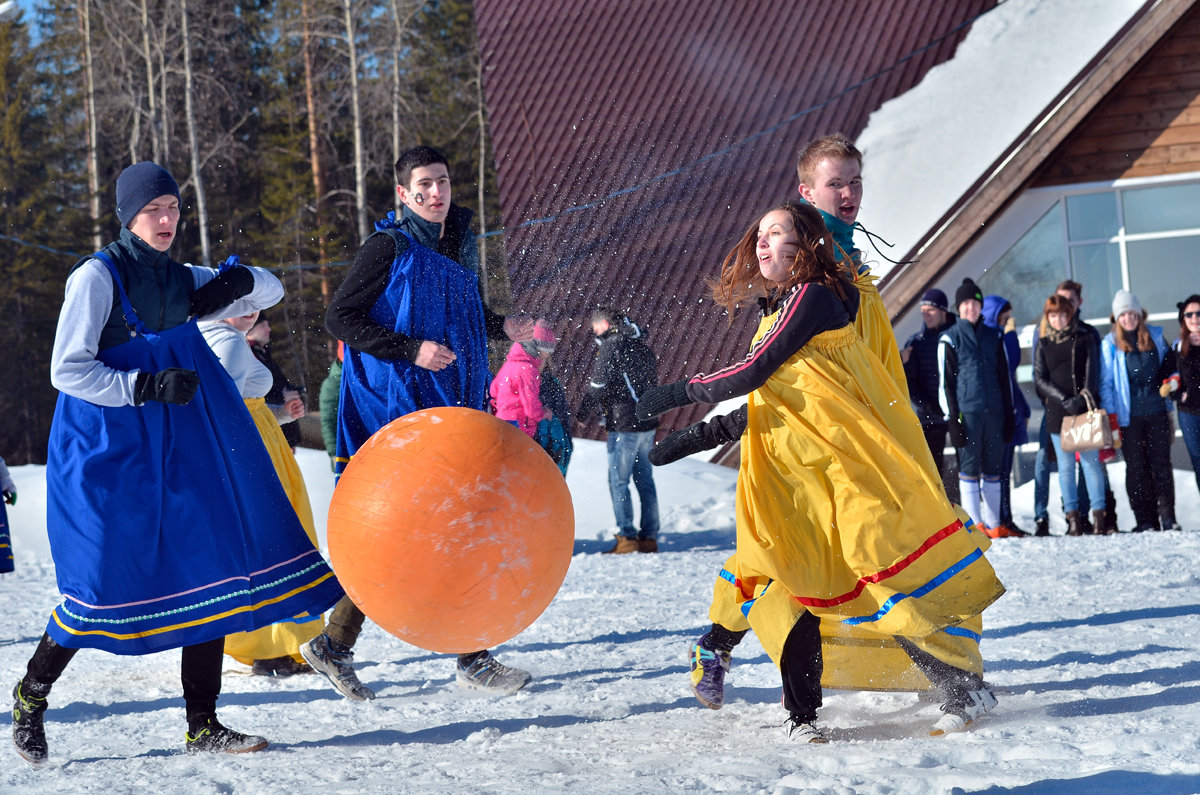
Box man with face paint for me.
[311,146,535,701]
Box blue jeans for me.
[1179,410,1200,497]
[607,430,659,539]
[1033,412,1054,521]
[1049,433,1105,513]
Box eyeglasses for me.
[1185,311,1200,319]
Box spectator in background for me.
[247,316,305,450]
[578,307,661,554]
[1166,294,1200,500]
[0,454,15,574]
[939,278,1014,534]
[982,295,1030,537]
[1033,294,1107,536]
[319,342,344,471]
[1100,290,1179,532]
[902,288,958,500]
[533,324,574,475]
[491,322,554,437]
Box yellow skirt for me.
[732,320,1003,664]
[223,398,323,665]
[854,272,909,395]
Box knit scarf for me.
[1043,313,1079,345]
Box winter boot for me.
[185,715,268,754]
[603,535,639,554]
[688,638,732,710]
[784,714,828,743]
[12,681,49,768]
[1105,489,1120,533]
[930,684,997,736]
[456,651,531,694]
[251,656,313,677]
[1160,511,1182,532]
[637,537,659,553]
[1065,510,1086,536]
[1034,516,1050,537]
[1091,510,1111,536]
[299,634,376,701]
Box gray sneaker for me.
[299,635,376,701]
[456,651,530,694]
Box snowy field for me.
[3,440,1200,794]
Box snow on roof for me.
[853,0,1148,279]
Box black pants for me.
[1123,413,1175,527]
[23,631,224,722]
[922,423,959,503]
[780,614,984,720]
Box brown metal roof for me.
[476,0,996,437]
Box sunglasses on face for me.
[1186,311,1200,319]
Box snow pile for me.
[3,442,1200,793]
[855,0,1147,276]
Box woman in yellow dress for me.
[636,202,1004,741]
[201,310,322,676]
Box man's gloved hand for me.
[948,417,967,448]
[635,381,691,421]
[2,489,15,506]
[189,266,254,318]
[1061,395,1086,416]
[135,368,200,406]
[649,423,715,466]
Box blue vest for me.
[334,227,490,474]
[944,318,1005,413]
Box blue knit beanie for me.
[116,162,180,226]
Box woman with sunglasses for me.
[1164,295,1200,499]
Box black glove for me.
[635,381,691,421]
[1002,413,1015,445]
[649,422,716,466]
[948,417,967,448]
[189,266,254,318]
[135,368,200,406]
[1061,395,1086,416]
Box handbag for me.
[1060,389,1113,452]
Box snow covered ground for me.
[3,441,1200,794]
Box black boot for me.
[1034,517,1050,537]
[1092,509,1111,535]
[12,680,50,768]
[1065,510,1085,536]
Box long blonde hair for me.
[1111,309,1152,353]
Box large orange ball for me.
[327,407,574,653]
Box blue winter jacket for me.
[1100,324,1172,427]
[903,313,957,426]
[982,295,1031,445]
[938,316,1013,421]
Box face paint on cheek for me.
[413,193,424,206]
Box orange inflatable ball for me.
[327,407,575,654]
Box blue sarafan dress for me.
[334,224,490,473]
[0,501,12,574]
[45,250,344,655]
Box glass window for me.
[1065,192,1119,241]
[1127,234,1200,316]
[1069,243,1122,322]
[979,203,1065,328]
[1122,182,1200,235]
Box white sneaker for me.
[456,651,530,694]
[784,715,829,743]
[299,635,376,702]
[930,685,997,735]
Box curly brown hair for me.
[708,201,848,315]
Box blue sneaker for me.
[688,638,731,710]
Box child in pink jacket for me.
[491,324,556,436]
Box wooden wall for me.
[1034,4,1200,185]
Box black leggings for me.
[23,631,225,722]
[779,614,985,720]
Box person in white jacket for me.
[11,162,343,767]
